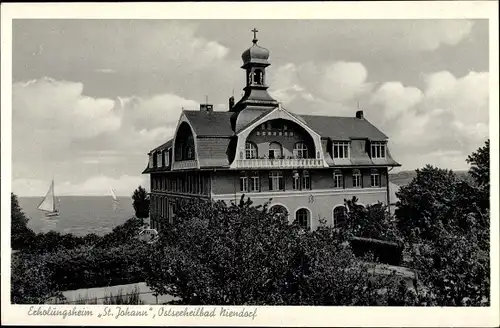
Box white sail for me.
[38,180,56,212]
[110,188,118,201]
[111,188,119,212]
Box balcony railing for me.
[234,158,324,169]
[172,160,198,170]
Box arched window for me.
[269,205,288,219]
[245,142,258,159]
[268,142,283,159]
[333,205,348,227]
[352,169,362,188]
[293,142,308,159]
[333,170,343,189]
[254,69,263,85]
[295,208,310,229]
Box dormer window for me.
[245,142,258,159]
[371,142,386,158]
[153,152,158,167]
[333,142,350,159]
[165,149,170,166]
[149,154,154,168]
[157,152,163,167]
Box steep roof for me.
[183,110,234,137]
[300,115,388,141]
[150,139,173,153]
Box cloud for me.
[12,77,207,195]
[269,61,372,115]
[369,70,489,169]
[94,68,116,74]
[270,61,488,171]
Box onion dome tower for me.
[231,29,279,132]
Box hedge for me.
[11,241,150,303]
[350,236,404,266]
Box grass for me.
[60,286,144,305]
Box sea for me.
[18,196,136,236]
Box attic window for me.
[333,142,350,159]
[371,142,386,158]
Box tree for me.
[466,139,489,189]
[11,193,36,250]
[141,196,403,305]
[409,211,490,306]
[132,185,149,218]
[466,139,490,211]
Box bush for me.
[350,237,403,266]
[141,196,403,305]
[11,240,151,303]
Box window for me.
[293,142,308,159]
[333,142,350,159]
[186,146,195,160]
[333,170,343,189]
[269,142,283,159]
[250,173,260,192]
[302,170,311,190]
[240,176,249,192]
[371,142,386,158]
[296,208,310,229]
[240,172,260,192]
[352,169,362,188]
[269,171,284,191]
[165,149,170,166]
[153,152,158,167]
[157,152,163,167]
[270,205,289,219]
[292,171,301,190]
[333,206,348,227]
[245,142,258,159]
[370,169,381,187]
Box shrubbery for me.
[141,197,406,305]
[11,240,150,304]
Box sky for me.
[11,19,490,196]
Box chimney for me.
[200,104,213,112]
[356,110,364,119]
[229,96,235,110]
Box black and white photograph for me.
[1,2,498,327]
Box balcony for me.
[234,158,324,169]
[172,160,198,170]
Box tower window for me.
[245,142,258,159]
[352,169,362,188]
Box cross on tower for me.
[251,28,259,43]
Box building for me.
[142,31,401,231]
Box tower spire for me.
[251,28,259,44]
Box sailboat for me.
[37,180,59,218]
[110,187,120,212]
